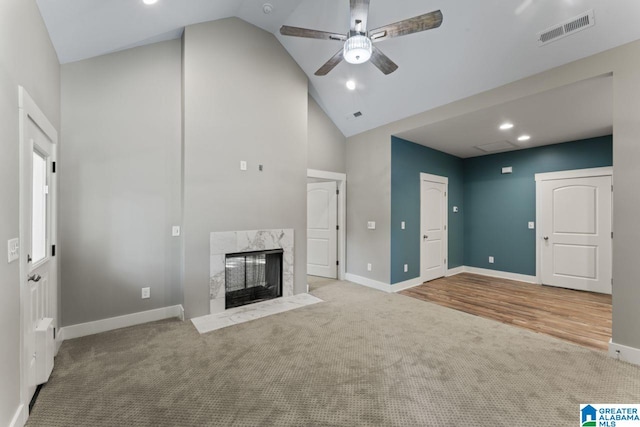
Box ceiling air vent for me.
[475,140,516,154]
[353,111,363,118]
[538,10,595,46]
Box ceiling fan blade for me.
[369,10,443,42]
[370,46,398,75]
[315,49,344,76]
[280,25,347,41]
[350,0,370,33]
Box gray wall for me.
[0,0,60,424]
[182,18,308,319]
[346,131,391,283]
[60,40,182,326]
[308,96,346,173]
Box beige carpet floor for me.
[27,279,640,426]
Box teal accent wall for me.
[391,137,464,284]
[463,135,612,276]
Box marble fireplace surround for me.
[210,229,294,314]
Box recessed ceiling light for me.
[518,135,531,141]
[346,80,356,90]
[143,0,158,4]
[499,123,514,130]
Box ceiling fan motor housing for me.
[343,35,372,64]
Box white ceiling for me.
[396,75,613,158]
[36,0,638,141]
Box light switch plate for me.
[7,238,19,263]
[172,226,181,236]
[401,221,405,230]
[528,221,535,229]
[404,264,408,273]
[240,161,247,171]
[367,221,376,230]
[141,287,150,299]
[489,256,495,264]
[502,166,513,174]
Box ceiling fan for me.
[279,0,443,76]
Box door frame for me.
[18,86,59,424]
[307,169,346,280]
[420,172,448,282]
[534,166,613,285]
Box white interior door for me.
[540,175,612,294]
[307,181,337,278]
[20,88,58,408]
[421,176,448,282]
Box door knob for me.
[543,236,549,241]
[423,235,428,240]
[27,274,41,282]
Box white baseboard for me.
[390,277,425,293]
[345,273,391,293]
[446,266,465,277]
[54,328,64,355]
[9,404,25,427]
[609,339,640,366]
[346,266,537,294]
[345,274,426,293]
[60,305,184,341]
[463,266,537,283]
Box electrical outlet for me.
[367,221,376,230]
[172,226,181,236]
[367,263,372,271]
[404,264,408,273]
[453,206,459,213]
[489,256,494,264]
[528,221,535,229]
[7,238,19,263]
[240,161,247,171]
[141,287,150,299]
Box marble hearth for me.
[210,229,294,314]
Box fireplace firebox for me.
[225,249,283,309]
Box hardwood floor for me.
[400,273,612,351]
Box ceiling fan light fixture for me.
[343,35,372,64]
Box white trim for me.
[420,173,449,284]
[535,167,613,285]
[464,266,537,283]
[446,266,465,277]
[345,273,391,293]
[59,305,184,340]
[609,339,640,366]
[9,404,26,427]
[390,276,425,293]
[307,169,346,182]
[307,169,347,281]
[534,166,613,182]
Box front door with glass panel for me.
[20,89,58,407]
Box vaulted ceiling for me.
[36,0,639,141]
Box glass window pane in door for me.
[32,151,47,263]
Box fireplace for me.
[210,229,294,314]
[225,249,283,309]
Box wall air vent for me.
[353,111,363,118]
[538,10,595,46]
